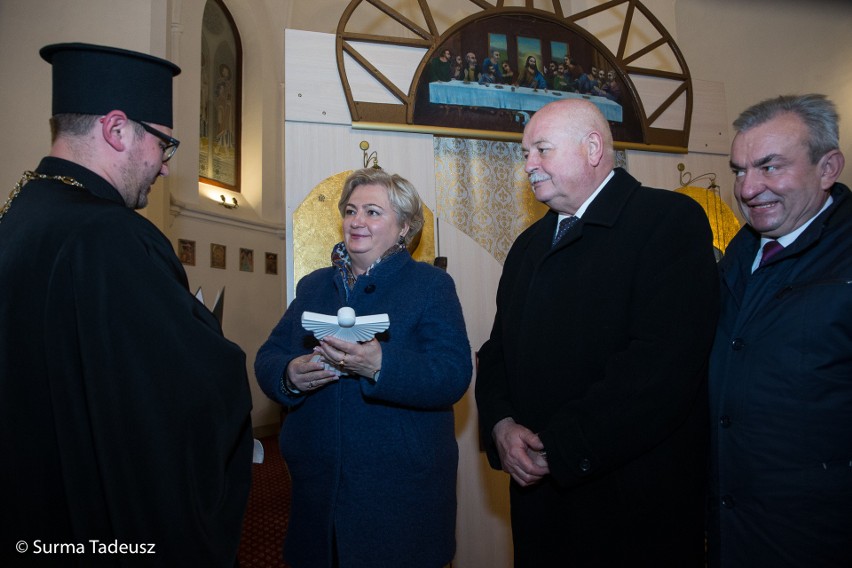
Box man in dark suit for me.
[709,94,851,567]
[475,99,719,566]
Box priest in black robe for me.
[0,43,253,566]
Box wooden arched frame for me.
[336,0,692,151]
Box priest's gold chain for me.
[1,171,85,223]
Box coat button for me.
[578,458,592,473]
[721,495,735,509]
[731,338,744,350]
[364,284,376,293]
[720,415,732,428]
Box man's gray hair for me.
[733,94,839,164]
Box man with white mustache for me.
[476,99,720,566]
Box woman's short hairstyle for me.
[338,168,425,245]
[733,93,839,164]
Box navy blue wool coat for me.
[256,250,472,568]
[709,182,852,567]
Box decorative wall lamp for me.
[360,141,381,169]
[220,195,239,209]
[677,162,718,190]
[675,163,741,260]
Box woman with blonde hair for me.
[256,168,472,568]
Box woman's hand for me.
[315,336,382,380]
[285,352,339,392]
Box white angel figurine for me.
[302,307,389,374]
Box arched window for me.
[199,0,242,192]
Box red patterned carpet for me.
[238,435,291,568]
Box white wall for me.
[0,0,169,209]
[676,0,852,189]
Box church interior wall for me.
[2,1,851,566]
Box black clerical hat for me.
[40,42,181,128]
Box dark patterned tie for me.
[758,239,784,268]
[552,215,579,247]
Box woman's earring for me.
[398,234,405,246]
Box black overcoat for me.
[476,167,720,566]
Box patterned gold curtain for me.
[434,137,547,264]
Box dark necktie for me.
[758,239,784,268]
[552,215,579,247]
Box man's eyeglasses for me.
[139,122,180,163]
